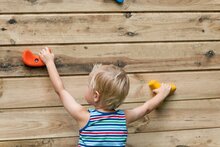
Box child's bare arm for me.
[39,47,89,123]
[125,83,171,124]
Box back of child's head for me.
[89,64,130,110]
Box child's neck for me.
[96,107,116,113]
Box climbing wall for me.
[0,0,220,146]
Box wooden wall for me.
[0,0,220,146]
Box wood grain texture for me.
[0,107,76,141]
[1,13,220,45]
[0,71,220,109]
[0,99,220,141]
[0,42,219,77]
[1,0,220,13]
[126,128,220,147]
[1,128,220,147]
[0,137,77,147]
[1,0,220,146]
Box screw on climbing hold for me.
[34,58,39,63]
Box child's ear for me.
[94,91,100,103]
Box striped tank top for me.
[78,108,128,147]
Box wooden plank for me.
[0,99,220,141]
[1,71,220,109]
[127,128,220,147]
[0,42,219,77]
[1,0,220,13]
[0,107,76,141]
[1,128,220,147]
[0,137,78,147]
[127,99,220,133]
[1,13,220,45]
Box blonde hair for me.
[89,64,130,110]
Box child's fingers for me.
[162,83,171,90]
[45,47,51,53]
[41,48,48,54]
[38,53,43,58]
[39,47,51,55]
[39,50,44,55]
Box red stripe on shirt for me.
[81,131,128,135]
[90,115,125,121]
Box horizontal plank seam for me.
[0,127,220,142]
[1,97,220,111]
[3,40,220,47]
[2,40,220,47]
[1,69,220,79]
[2,11,220,15]
[128,127,220,134]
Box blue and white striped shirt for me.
[78,108,128,147]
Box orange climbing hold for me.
[22,49,45,67]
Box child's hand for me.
[39,47,54,65]
[152,83,171,98]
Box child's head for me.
[85,64,130,110]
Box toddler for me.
[39,47,171,147]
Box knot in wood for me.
[126,32,137,37]
[1,63,10,68]
[116,60,126,68]
[205,50,215,58]
[8,19,17,24]
[1,28,7,31]
[124,12,132,18]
